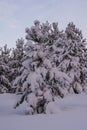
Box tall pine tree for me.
[13,20,87,114]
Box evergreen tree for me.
[0,45,11,93]
[25,20,60,44]
[8,38,24,88]
[65,22,87,93]
[13,20,87,114]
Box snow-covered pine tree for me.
[14,20,87,114]
[64,22,87,93]
[25,20,60,44]
[0,44,11,93]
[8,38,24,90]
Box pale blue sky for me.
[0,0,87,48]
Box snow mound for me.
[45,101,61,114]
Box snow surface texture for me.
[0,93,87,130]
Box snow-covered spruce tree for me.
[8,38,24,90]
[0,45,11,93]
[14,20,87,114]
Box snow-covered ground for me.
[0,93,87,130]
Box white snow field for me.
[0,93,87,130]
